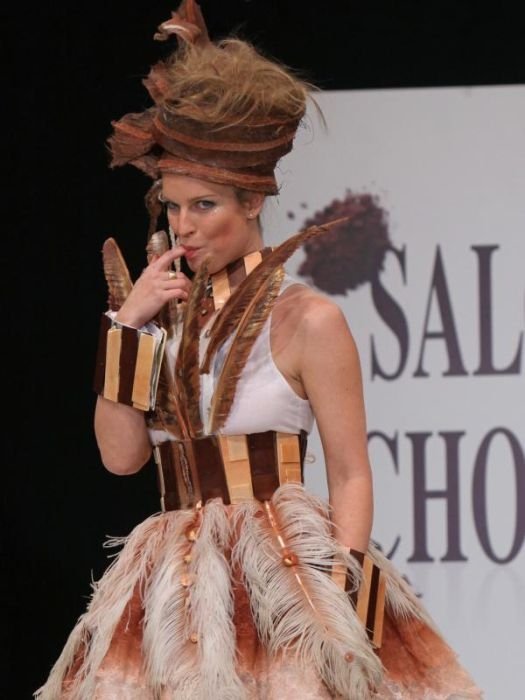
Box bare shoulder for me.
[272,282,361,397]
[273,282,356,367]
[280,283,352,338]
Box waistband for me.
[153,430,307,510]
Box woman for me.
[36,2,481,698]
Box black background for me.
[5,1,524,697]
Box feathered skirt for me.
[35,484,482,699]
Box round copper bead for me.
[282,552,298,567]
[344,652,353,662]
[186,528,197,542]
[180,574,193,587]
[190,633,199,644]
[183,553,192,564]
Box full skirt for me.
[35,485,482,699]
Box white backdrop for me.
[264,86,525,700]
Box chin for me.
[187,252,218,275]
[185,258,199,273]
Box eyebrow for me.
[159,193,217,204]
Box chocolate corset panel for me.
[155,430,308,510]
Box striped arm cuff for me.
[331,549,386,649]
[93,312,167,411]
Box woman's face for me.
[160,173,264,274]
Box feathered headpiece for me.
[107,0,313,197]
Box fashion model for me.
[36,2,482,698]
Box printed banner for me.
[266,85,525,699]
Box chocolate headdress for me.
[108,0,313,196]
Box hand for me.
[115,246,191,327]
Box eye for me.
[196,199,215,211]
[165,201,180,212]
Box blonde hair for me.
[162,38,316,129]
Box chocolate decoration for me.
[93,313,112,395]
[155,431,306,509]
[247,431,280,501]
[117,326,140,405]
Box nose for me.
[171,207,195,239]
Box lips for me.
[182,246,201,259]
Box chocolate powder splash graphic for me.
[296,190,391,295]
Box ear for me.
[243,191,266,219]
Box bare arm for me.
[298,296,373,552]
[94,246,190,475]
[94,397,152,474]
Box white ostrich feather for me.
[141,509,199,689]
[232,484,384,700]
[34,512,182,700]
[169,499,245,699]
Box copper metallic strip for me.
[263,500,318,614]
[104,328,122,403]
[243,251,263,275]
[247,431,280,501]
[154,115,296,152]
[276,433,302,485]
[131,332,156,410]
[211,269,231,310]
[219,435,254,504]
[93,314,112,395]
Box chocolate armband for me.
[93,313,167,411]
[331,549,386,648]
